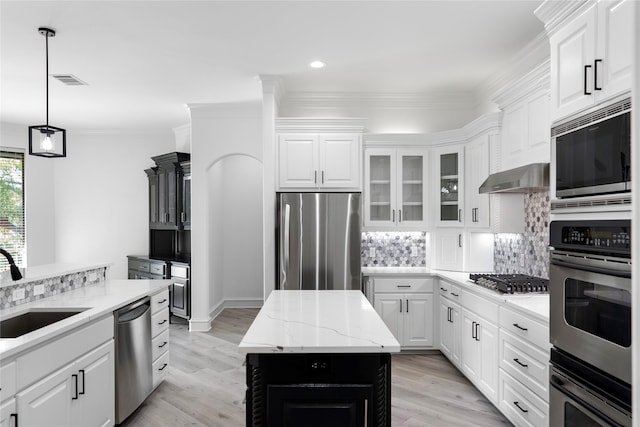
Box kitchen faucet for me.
[0,248,23,281]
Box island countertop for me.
[239,290,401,354]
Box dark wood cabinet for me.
[146,152,190,230]
[180,161,191,230]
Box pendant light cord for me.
[45,31,49,128]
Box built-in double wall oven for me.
[549,219,631,426]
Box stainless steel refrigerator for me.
[277,192,361,290]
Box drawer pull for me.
[513,401,528,413]
[10,414,17,427]
[159,341,168,348]
[72,374,79,400]
[513,358,528,368]
[158,319,168,325]
[451,292,459,297]
[397,285,411,288]
[440,287,447,292]
[513,323,528,331]
[158,299,168,304]
[159,363,168,371]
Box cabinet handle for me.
[392,209,395,223]
[458,209,462,222]
[475,323,480,341]
[79,369,85,395]
[159,341,168,348]
[158,319,168,325]
[513,323,528,331]
[397,285,411,288]
[399,210,402,223]
[447,306,452,323]
[159,363,168,371]
[458,234,462,248]
[594,59,602,90]
[72,374,79,400]
[513,401,529,413]
[181,212,186,222]
[321,170,325,184]
[10,413,17,427]
[471,321,476,339]
[513,358,529,368]
[440,287,447,292]
[584,65,592,95]
[159,298,168,304]
[406,299,409,313]
[399,299,403,313]
[314,170,317,184]
[451,292,459,297]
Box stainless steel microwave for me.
[552,98,631,199]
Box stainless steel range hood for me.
[479,163,549,194]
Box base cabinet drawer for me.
[499,306,548,350]
[151,289,170,314]
[152,351,170,387]
[499,370,548,427]
[374,277,434,293]
[152,329,170,361]
[151,308,170,338]
[499,330,549,401]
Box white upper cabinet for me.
[464,135,490,229]
[434,145,465,227]
[547,0,633,122]
[278,133,361,190]
[364,148,429,229]
[276,118,366,192]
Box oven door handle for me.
[550,259,631,279]
[550,375,626,427]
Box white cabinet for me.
[464,135,490,228]
[432,230,494,272]
[0,399,16,427]
[439,281,461,368]
[372,277,435,349]
[548,0,633,121]
[434,145,465,226]
[459,289,499,404]
[16,341,115,427]
[278,133,361,190]
[364,148,429,229]
[151,289,170,388]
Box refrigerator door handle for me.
[281,203,291,288]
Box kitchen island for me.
[239,290,400,426]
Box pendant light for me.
[29,27,66,158]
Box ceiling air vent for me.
[52,74,87,86]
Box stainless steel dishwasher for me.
[115,297,153,424]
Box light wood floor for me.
[121,308,511,426]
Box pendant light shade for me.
[29,27,66,158]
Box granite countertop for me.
[239,290,401,354]
[363,267,549,323]
[0,261,112,288]
[0,279,170,359]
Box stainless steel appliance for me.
[277,192,361,290]
[549,219,631,426]
[552,96,631,199]
[469,273,549,293]
[115,297,153,424]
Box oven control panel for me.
[550,220,631,255]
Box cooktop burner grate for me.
[469,273,549,294]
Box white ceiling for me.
[1,1,544,131]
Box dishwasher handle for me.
[117,297,151,323]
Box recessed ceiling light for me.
[310,61,326,69]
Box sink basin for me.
[0,309,89,338]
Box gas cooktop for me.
[469,273,549,294]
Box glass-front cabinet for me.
[364,149,428,228]
[435,146,465,226]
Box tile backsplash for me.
[361,232,428,267]
[494,191,550,278]
[0,267,108,309]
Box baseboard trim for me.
[188,316,213,332]
[189,299,263,331]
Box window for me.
[0,151,25,270]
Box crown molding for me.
[69,128,173,136]
[534,0,592,36]
[275,117,368,133]
[492,60,550,109]
[364,111,502,148]
[280,91,476,112]
[188,101,262,118]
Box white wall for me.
[1,122,56,267]
[189,101,263,332]
[53,130,174,278]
